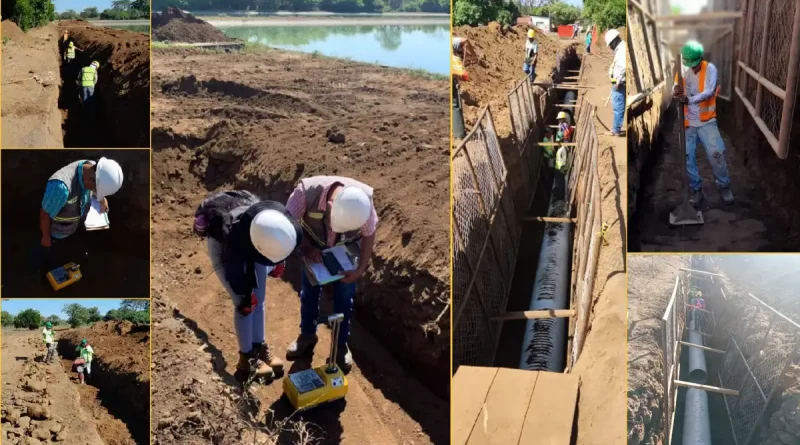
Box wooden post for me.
[490,309,576,321]
[673,380,740,396]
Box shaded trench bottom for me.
[57,52,113,147]
[56,337,149,445]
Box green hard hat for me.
[45,322,52,328]
[681,41,704,67]
[81,338,88,345]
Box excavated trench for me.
[630,97,800,252]
[494,50,582,370]
[56,331,149,445]
[0,150,151,297]
[57,24,150,148]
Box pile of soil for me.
[627,255,689,445]
[57,321,150,444]
[453,22,561,138]
[59,22,150,148]
[1,19,27,41]
[152,7,232,43]
[151,48,449,395]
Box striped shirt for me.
[42,161,91,239]
[286,182,378,248]
[682,62,718,127]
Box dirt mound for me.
[59,22,150,147]
[152,7,232,43]
[1,20,27,41]
[58,321,149,444]
[453,22,561,138]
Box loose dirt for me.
[1,21,64,148]
[1,322,149,445]
[0,149,151,298]
[151,47,449,444]
[627,255,690,445]
[152,8,233,43]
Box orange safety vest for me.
[675,61,717,127]
[452,54,469,81]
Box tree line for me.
[1,300,150,330]
[453,0,625,31]
[3,0,150,31]
[153,0,449,13]
[58,0,150,21]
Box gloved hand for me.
[269,263,285,278]
[676,94,689,104]
[236,292,258,316]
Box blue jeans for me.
[81,86,95,107]
[611,84,625,133]
[523,62,535,81]
[586,44,591,53]
[300,269,355,346]
[686,121,731,191]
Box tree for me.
[46,315,64,326]
[453,0,518,27]
[60,9,78,19]
[583,0,625,30]
[671,5,682,15]
[13,309,42,330]
[62,303,100,327]
[1,311,14,327]
[80,6,99,18]
[525,1,581,27]
[111,0,132,9]
[121,300,150,312]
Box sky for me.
[55,0,113,13]
[1,299,125,318]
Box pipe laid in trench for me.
[682,317,712,445]
[519,171,572,372]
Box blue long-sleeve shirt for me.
[683,62,718,127]
[42,162,91,239]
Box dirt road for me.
[150,47,449,444]
[1,21,63,148]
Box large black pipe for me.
[682,317,712,444]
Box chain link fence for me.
[716,292,800,445]
[452,106,520,370]
[507,76,544,208]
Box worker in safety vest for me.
[542,127,556,168]
[77,61,100,109]
[64,41,81,67]
[284,176,378,374]
[524,29,539,81]
[452,37,471,81]
[42,322,57,364]
[73,339,94,384]
[674,40,734,207]
[556,111,573,142]
[29,158,123,275]
[193,190,301,383]
[605,29,626,136]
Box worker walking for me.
[64,42,81,70]
[194,190,302,383]
[674,40,734,207]
[78,61,100,111]
[74,338,94,384]
[42,322,56,364]
[605,29,626,136]
[29,158,124,276]
[284,176,378,374]
[524,29,539,81]
[585,26,593,54]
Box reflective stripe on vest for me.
[67,47,75,59]
[81,66,97,87]
[675,61,717,127]
[49,161,88,237]
[555,148,567,170]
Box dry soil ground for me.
[150,46,449,444]
[1,322,149,445]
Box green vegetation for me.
[57,0,150,20]
[3,0,56,31]
[62,303,103,328]
[13,309,43,330]
[582,0,625,31]
[46,315,65,326]
[221,24,444,50]
[104,300,150,325]
[453,0,520,26]
[153,0,448,13]
[671,5,683,15]
[2,311,14,327]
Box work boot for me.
[286,334,318,360]
[689,189,704,208]
[719,186,734,205]
[253,343,284,376]
[235,351,274,383]
[335,343,353,374]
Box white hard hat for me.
[604,29,620,47]
[249,209,297,263]
[95,157,123,200]
[330,186,371,233]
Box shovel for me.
[669,58,704,226]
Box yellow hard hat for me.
[69,42,74,47]
[527,29,535,38]
[557,111,568,120]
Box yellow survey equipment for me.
[46,262,82,291]
[283,314,349,411]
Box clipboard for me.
[303,244,360,286]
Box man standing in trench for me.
[42,322,56,364]
[30,157,124,277]
[78,61,100,112]
[284,176,377,373]
[673,40,734,207]
[605,29,626,137]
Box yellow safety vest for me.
[81,66,97,87]
[67,47,75,59]
[556,147,568,172]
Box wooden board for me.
[519,372,580,445]
[452,366,499,445]
[453,366,580,444]
[466,368,539,445]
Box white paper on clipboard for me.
[85,198,110,231]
